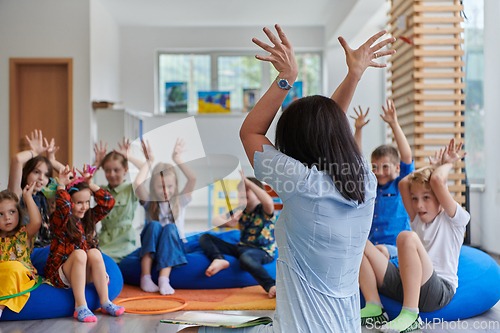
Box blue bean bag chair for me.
[119,229,277,289]
[361,246,500,321]
[1,246,123,321]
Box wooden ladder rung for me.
[414,5,463,12]
[414,60,465,68]
[413,72,464,78]
[413,27,464,34]
[414,94,464,101]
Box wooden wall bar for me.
[387,0,466,204]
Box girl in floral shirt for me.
[45,165,124,323]
[0,184,41,318]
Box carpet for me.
[115,284,276,312]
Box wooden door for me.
[9,58,73,166]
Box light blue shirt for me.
[200,145,376,333]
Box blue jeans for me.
[199,233,275,292]
[139,221,187,271]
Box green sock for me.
[361,303,383,318]
[361,303,387,325]
[381,308,420,333]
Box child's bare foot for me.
[205,259,230,277]
[268,286,276,298]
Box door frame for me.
[9,58,73,165]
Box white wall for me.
[0,0,92,181]
[481,0,500,254]
[324,1,389,162]
[90,0,120,102]
[119,25,324,114]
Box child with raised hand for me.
[353,99,414,260]
[93,137,146,263]
[351,105,370,150]
[8,129,56,248]
[134,139,196,295]
[44,165,124,323]
[199,170,277,298]
[180,25,395,333]
[0,183,42,318]
[359,138,469,332]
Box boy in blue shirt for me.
[352,99,414,259]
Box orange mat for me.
[116,284,276,311]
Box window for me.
[218,56,262,111]
[463,0,484,181]
[158,52,322,113]
[158,54,211,113]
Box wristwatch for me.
[275,76,293,90]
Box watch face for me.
[278,79,287,88]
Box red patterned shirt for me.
[45,188,115,287]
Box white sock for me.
[158,276,175,295]
[140,274,159,293]
[402,306,419,314]
[367,301,384,309]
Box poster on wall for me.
[243,89,259,112]
[282,81,302,111]
[165,82,188,112]
[198,91,230,113]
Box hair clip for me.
[66,177,85,192]
[86,165,97,175]
[67,187,80,194]
[41,177,62,199]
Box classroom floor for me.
[1,303,499,333]
[2,228,498,333]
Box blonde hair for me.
[102,151,128,169]
[148,163,180,223]
[408,166,433,187]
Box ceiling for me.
[99,0,355,27]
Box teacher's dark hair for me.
[275,95,366,203]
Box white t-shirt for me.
[410,202,470,292]
[143,194,191,241]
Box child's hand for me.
[172,138,186,164]
[428,148,444,168]
[350,106,370,130]
[94,140,108,168]
[338,31,396,80]
[441,138,467,165]
[114,137,130,158]
[26,129,49,156]
[380,99,398,126]
[44,138,60,160]
[58,165,73,187]
[239,169,252,187]
[230,209,244,223]
[22,182,36,202]
[76,164,96,185]
[141,140,154,165]
[253,24,299,81]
